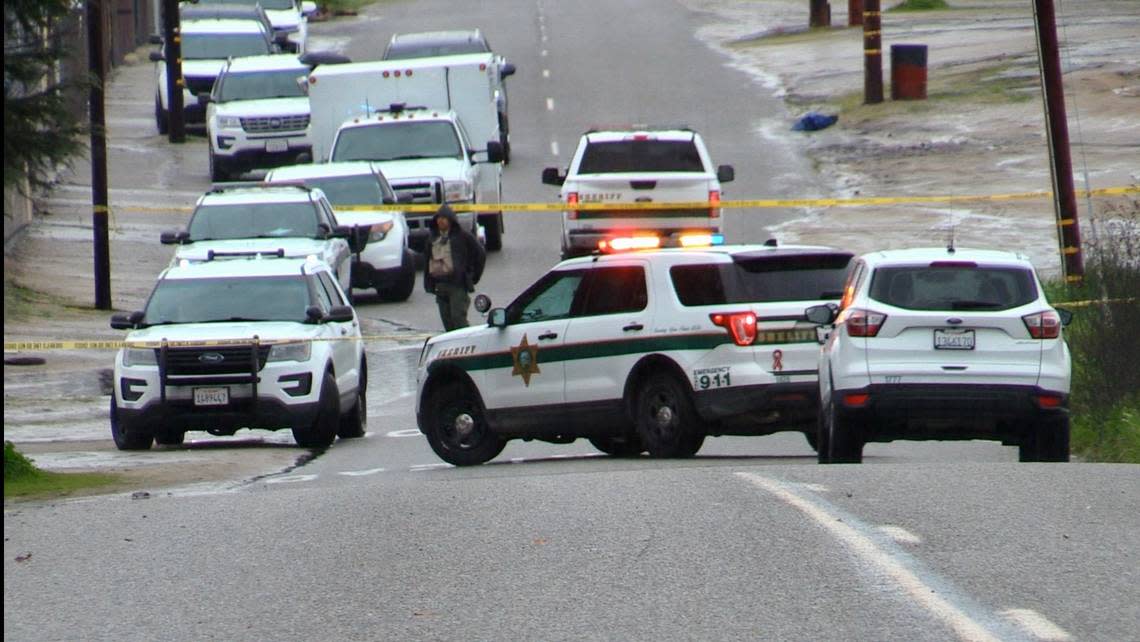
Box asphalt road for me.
[4,1,1138,640]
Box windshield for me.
[291,175,385,207]
[579,140,705,173]
[143,276,310,325]
[868,265,1037,311]
[195,0,295,9]
[187,202,320,240]
[331,121,463,162]
[182,33,270,60]
[216,69,306,101]
[671,253,853,305]
[385,40,489,59]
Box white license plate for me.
[934,329,975,350]
[265,139,289,153]
[193,387,229,406]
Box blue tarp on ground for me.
[792,112,839,131]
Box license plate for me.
[265,139,289,153]
[934,329,975,350]
[193,387,229,406]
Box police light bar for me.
[598,236,661,252]
[678,233,725,248]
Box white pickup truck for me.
[542,127,735,259]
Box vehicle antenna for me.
[946,220,956,254]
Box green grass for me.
[889,0,950,11]
[318,0,374,13]
[4,441,123,500]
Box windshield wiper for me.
[382,154,441,161]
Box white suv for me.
[804,247,1073,464]
[205,54,313,181]
[109,255,366,449]
[415,242,853,466]
[186,0,316,53]
[160,184,365,298]
[265,162,417,301]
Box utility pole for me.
[1032,0,1083,281]
[863,0,883,104]
[86,0,111,309]
[163,0,185,142]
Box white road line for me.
[510,457,526,464]
[338,468,386,477]
[546,97,555,111]
[410,463,451,471]
[541,49,548,57]
[736,472,1006,642]
[1000,609,1073,641]
[265,474,317,484]
[550,141,560,156]
[385,428,423,438]
[878,525,923,545]
[543,69,550,79]
[801,483,830,492]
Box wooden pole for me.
[863,0,882,103]
[86,0,111,309]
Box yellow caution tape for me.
[1053,297,1136,309]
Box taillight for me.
[709,190,721,219]
[843,393,871,407]
[1023,310,1061,339]
[1036,393,1064,409]
[843,309,887,337]
[566,192,579,220]
[710,312,758,346]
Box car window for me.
[181,33,271,60]
[840,260,865,310]
[384,38,490,59]
[294,175,384,207]
[143,276,310,324]
[868,265,1038,311]
[578,140,704,173]
[507,269,588,324]
[331,121,463,162]
[215,69,307,101]
[317,272,346,307]
[671,253,852,306]
[579,266,648,316]
[187,202,319,240]
[311,273,334,312]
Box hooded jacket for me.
[424,204,486,293]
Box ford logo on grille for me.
[199,352,225,364]
[269,117,282,129]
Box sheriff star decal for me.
[510,334,541,386]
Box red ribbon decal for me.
[772,349,784,372]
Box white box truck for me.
[307,54,506,250]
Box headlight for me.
[369,221,394,242]
[216,115,242,130]
[123,347,156,367]
[443,180,473,202]
[267,341,311,363]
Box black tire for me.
[423,382,505,466]
[1019,415,1070,462]
[378,250,416,302]
[482,213,503,252]
[154,430,185,446]
[499,113,510,164]
[293,371,339,448]
[804,430,819,453]
[110,397,153,451]
[337,359,367,439]
[588,435,643,457]
[815,399,831,460]
[155,95,169,135]
[634,373,705,458]
[209,150,230,182]
[819,399,863,464]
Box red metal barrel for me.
[891,44,928,100]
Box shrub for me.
[890,0,950,11]
[4,441,41,481]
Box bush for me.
[890,0,950,11]
[4,441,41,481]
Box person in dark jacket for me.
[424,203,486,331]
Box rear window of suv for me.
[578,140,705,173]
[671,253,853,305]
[868,265,1038,311]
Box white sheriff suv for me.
[542,126,735,260]
[265,162,417,301]
[205,54,313,182]
[110,255,366,449]
[161,184,366,298]
[804,247,1073,464]
[415,241,854,466]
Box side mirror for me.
[488,308,507,328]
[274,33,290,46]
[148,34,163,45]
[198,93,213,106]
[301,0,318,17]
[294,151,313,164]
[542,167,565,186]
[110,311,144,330]
[396,193,415,204]
[717,164,735,183]
[484,140,504,164]
[149,51,164,63]
[804,303,838,326]
[500,62,516,78]
[382,195,395,205]
[305,305,324,323]
[160,230,189,245]
[473,294,492,314]
[1057,308,1074,326]
[325,305,355,323]
[335,224,369,253]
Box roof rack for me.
[585,123,694,134]
[208,180,311,193]
[205,249,286,261]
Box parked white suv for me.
[205,54,313,181]
[160,184,366,298]
[265,162,417,301]
[804,247,1073,464]
[109,255,366,449]
[186,0,316,53]
[416,242,853,466]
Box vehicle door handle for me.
[623,323,644,332]
[538,331,558,340]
